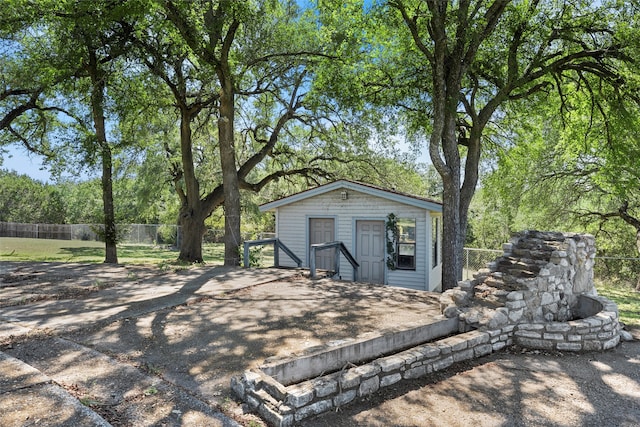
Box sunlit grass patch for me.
[0,237,225,266]
[596,278,640,328]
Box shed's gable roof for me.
[260,180,443,212]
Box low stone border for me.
[513,294,621,351]
[231,328,514,427]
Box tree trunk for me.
[88,49,118,264]
[178,207,205,262]
[219,73,241,266]
[177,105,206,263]
[635,229,640,292]
[100,144,118,263]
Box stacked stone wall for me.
[440,231,622,352]
[231,328,514,427]
[514,295,621,351]
[233,231,626,426]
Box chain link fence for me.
[463,247,640,286]
[0,221,257,245]
[462,248,503,280]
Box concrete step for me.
[0,351,111,427]
[3,337,240,427]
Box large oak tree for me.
[357,0,637,289]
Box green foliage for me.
[0,170,65,223]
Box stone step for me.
[3,337,239,427]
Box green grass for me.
[0,237,225,266]
[596,279,640,328]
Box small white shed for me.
[260,180,443,292]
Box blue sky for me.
[2,145,53,182]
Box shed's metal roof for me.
[260,180,443,212]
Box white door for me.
[309,218,335,271]
[357,220,385,284]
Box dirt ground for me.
[0,261,639,426]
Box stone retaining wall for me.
[513,295,621,351]
[232,231,628,426]
[231,328,514,427]
[439,232,623,353]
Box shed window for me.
[396,218,416,270]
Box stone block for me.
[515,330,542,339]
[505,292,522,304]
[294,399,333,422]
[262,375,288,401]
[418,344,441,359]
[312,377,338,398]
[540,292,555,305]
[377,355,405,373]
[354,364,381,379]
[603,336,620,350]
[358,376,380,397]
[404,365,427,379]
[436,342,452,355]
[508,309,524,323]
[556,342,582,351]
[517,323,544,331]
[246,393,261,411]
[517,338,554,350]
[285,384,314,408]
[260,402,294,427]
[243,370,263,388]
[543,333,565,341]
[492,341,507,352]
[402,350,421,365]
[582,341,602,351]
[506,300,526,309]
[466,330,490,346]
[597,331,614,339]
[474,344,493,357]
[431,355,453,372]
[453,348,474,362]
[567,334,582,342]
[443,305,460,318]
[333,390,356,407]
[439,335,469,352]
[545,323,571,332]
[230,376,245,399]
[340,370,361,389]
[380,373,402,388]
[488,311,509,329]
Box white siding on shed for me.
[274,188,436,291]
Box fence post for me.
[243,243,250,268]
[310,247,317,279]
[465,248,469,280]
[274,242,280,267]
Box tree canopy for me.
[2,0,639,284]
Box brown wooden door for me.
[309,218,335,271]
[357,220,385,284]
